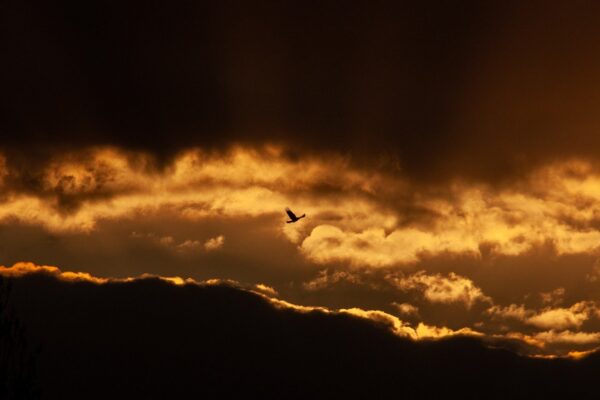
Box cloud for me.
[488,301,598,330]
[296,160,600,267]
[532,330,600,345]
[413,323,482,340]
[6,148,600,271]
[204,235,225,251]
[253,284,278,297]
[0,262,109,284]
[339,308,416,338]
[338,308,481,341]
[266,296,467,345]
[388,271,491,308]
[586,262,600,282]
[176,240,203,252]
[0,147,396,233]
[0,262,274,295]
[302,269,365,291]
[527,302,594,330]
[131,232,208,253]
[392,302,419,317]
[487,304,530,321]
[301,225,476,267]
[540,287,565,306]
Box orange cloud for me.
[302,269,365,291]
[7,148,600,270]
[532,330,600,345]
[300,225,477,267]
[0,147,398,236]
[540,287,565,306]
[254,283,278,297]
[298,160,600,267]
[391,302,419,317]
[388,271,491,308]
[487,304,530,321]
[131,232,213,254]
[204,235,225,251]
[527,302,595,330]
[413,323,482,340]
[338,308,481,340]
[488,301,598,330]
[0,262,288,306]
[0,262,108,284]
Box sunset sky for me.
[6,0,600,365]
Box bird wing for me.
[285,208,297,219]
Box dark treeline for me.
[6,273,600,399]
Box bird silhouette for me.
[285,207,306,223]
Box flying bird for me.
[285,207,306,223]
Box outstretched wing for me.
[285,207,297,220]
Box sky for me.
[5,0,600,362]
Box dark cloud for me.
[7,1,600,180]
[7,271,600,399]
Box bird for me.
[285,207,306,223]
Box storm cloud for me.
[5,1,600,181]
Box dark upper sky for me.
[5,1,600,180]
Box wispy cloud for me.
[204,235,225,251]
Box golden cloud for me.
[300,225,476,266]
[391,302,419,317]
[204,235,225,251]
[5,148,600,269]
[0,262,269,293]
[413,323,482,340]
[388,271,491,308]
[0,262,109,284]
[302,269,366,291]
[487,304,530,321]
[338,308,482,340]
[540,287,565,306]
[488,301,598,330]
[0,147,397,235]
[527,302,595,330]
[298,160,600,267]
[532,330,600,345]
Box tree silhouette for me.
[0,276,39,399]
